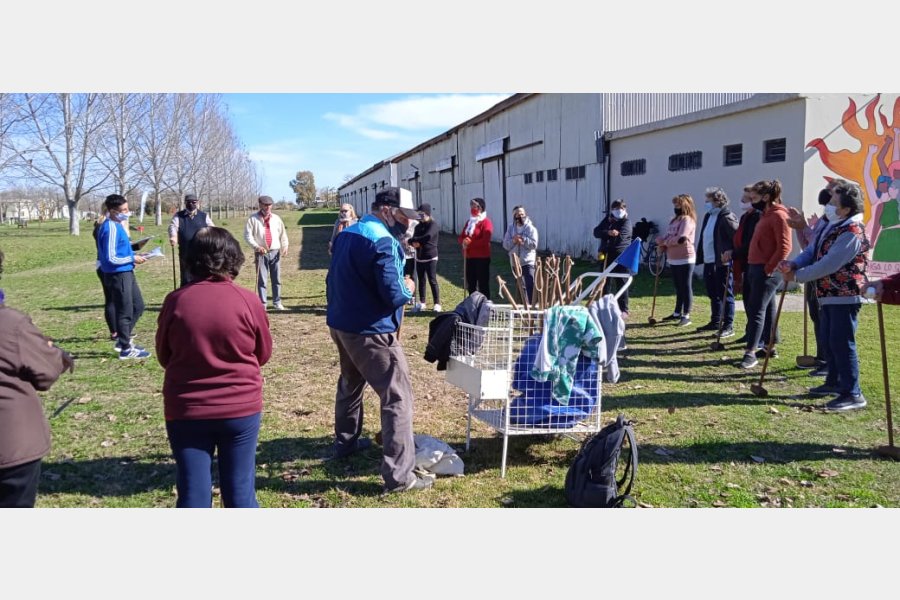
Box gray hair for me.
[705,186,729,207]
[832,182,864,216]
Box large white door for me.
[439,170,455,234]
[482,158,505,241]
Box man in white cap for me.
[325,186,433,493]
[244,195,289,310]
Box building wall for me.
[608,99,808,255]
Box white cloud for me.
[323,93,512,139]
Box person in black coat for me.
[409,203,441,312]
[722,185,764,345]
[593,199,632,314]
[696,187,739,335]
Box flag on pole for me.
[613,238,642,275]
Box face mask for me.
[823,204,838,220]
[514,215,525,224]
[751,201,766,212]
[674,207,683,216]
[115,211,130,222]
[470,207,480,217]
[704,201,714,211]
[339,210,349,219]
[740,201,753,212]
[612,209,624,219]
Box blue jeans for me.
[256,250,282,306]
[166,412,261,508]
[821,304,861,396]
[703,262,734,328]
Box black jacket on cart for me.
[424,292,492,370]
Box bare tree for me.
[10,93,111,235]
[133,94,178,226]
[97,93,146,199]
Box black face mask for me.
[751,201,766,212]
[514,216,525,225]
[817,189,832,206]
[673,207,683,216]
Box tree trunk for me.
[68,199,80,235]
[155,190,162,226]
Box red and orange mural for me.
[807,94,900,278]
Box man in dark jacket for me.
[593,199,632,314]
[326,187,432,493]
[168,193,214,287]
[723,186,763,345]
[696,187,739,336]
[0,249,74,507]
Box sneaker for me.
[662,313,681,321]
[756,347,779,359]
[696,321,719,332]
[113,336,137,352]
[412,302,426,312]
[119,346,150,360]
[432,303,442,312]
[823,393,867,412]
[810,365,829,378]
[738,353,758,369]
[334,436,373,459]
[809,384,842,396]
[718,327,735,339]
[274,302,287,311]
[385,474,434,494]
[677,316,692,327]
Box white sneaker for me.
[433,303,442,312]
[413,302,426,312]
[274,302,286,311]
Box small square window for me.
[724,144,742,167]
[524,173,533,184]
[535,170,544,183]
[764,138,786,163]
[547,169,558,181]
[565,166,586,180]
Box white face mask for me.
[704,201,715,211]
[823,204,838,220]
[611,209,625,219]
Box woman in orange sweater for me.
[738,179,792,369]
[656,194,697,326]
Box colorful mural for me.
[807,94,900,279]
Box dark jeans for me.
[165,412,262,508]
[103,270,145,349]
[670,263,695,315]
[522,263,535,304]
[703,262,734,328]
[821,304,861,396]
[415,260,440,305]
[0,459,42,508]
[805,282,824,361]
[465,257,491,299]
[744,264,782,353]
[606,250,630,312]
[178,253,193,288]
[741,269,774,345]
[96,267,116,335]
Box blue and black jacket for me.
[96,219,135,274]
[326,214,413,334]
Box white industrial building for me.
[339,93,897,260]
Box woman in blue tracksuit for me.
[96,194,150,359]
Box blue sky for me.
[222,94,512,199]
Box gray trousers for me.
[329,328,415,491]
[255,250,282,305]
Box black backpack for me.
[564,414,638,508]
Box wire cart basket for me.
[445,271,627,477]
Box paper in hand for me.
[130,236,152,251]
[139,246,165,260]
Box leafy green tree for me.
[290,170,316,206]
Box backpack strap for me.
[615,419,639,504]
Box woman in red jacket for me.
[458,197,494,298]
[156,227,272,508]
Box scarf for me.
[464,211,486,237]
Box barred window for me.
[621,159,646,176]
[668,151,702,171]
[764,138,786,163]
[546,169,558,181]
[535,170,544,182]
[524,173,533,184]
[565,165,586,180]
[723,144,742,167]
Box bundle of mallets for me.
[497,254,598,313]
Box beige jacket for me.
[244,212,289,252]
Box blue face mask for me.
[823,204,838,220]
[115,211,130,222]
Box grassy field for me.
[1,211,898,508]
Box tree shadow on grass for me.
[635,440,876,465]
[601,388,812,410]
[39,453,176,498]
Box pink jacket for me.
[658,217,696,263]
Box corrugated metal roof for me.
[601,93,756,131]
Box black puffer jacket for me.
[424,292,492,370]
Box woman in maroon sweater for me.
[738,179,792,369]
[156,227,272,508]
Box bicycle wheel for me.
[647,245,665,276]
